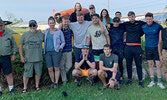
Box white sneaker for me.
[147,81,155,87]
[157,82,165,89]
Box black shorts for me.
[0,55,12,75]
[105,71,121,83]
[145,47,159,60]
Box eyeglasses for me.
[29,24,36,27]
[89,7,94,9]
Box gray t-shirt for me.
[19,31,44,62]
[87,24,108,50]
[69,21,92,48]
[100,53,118,68]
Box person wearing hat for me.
[72,45,97,87]
[19,20,44,93]
[84,4,96,21]
[0,18,18,95]
[86,13,110,56]
[108,17,126,84]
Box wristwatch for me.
[13,52,17,55]
[111,78,115,81]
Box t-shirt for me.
[102,18,113,26]
[161,28,167,50]
[61,27,73,52]
[69,21,92,48]
[109,23,125,49]
[75,52,95,69]
[45,30,54,52]
[87,24,108,50]
[142,23,163,47]
[19,31,44,62]
[124,21,146,44]
[100,53,118,68]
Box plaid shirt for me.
[61,27,73,52]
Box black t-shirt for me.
[161,28,167,50]
[124,21,146,43]
[75,52,95,69]
[84,13,92,21]
[70,12,77,22]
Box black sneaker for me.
[0,91,2,96]
[87,77,95,86]
[126,79,132,85]
[139,81,144,87]
[10,88,15,95]
[76,77,81,87]
[50,82,55,89]
[54,83,58,90]
[115,84,120,90]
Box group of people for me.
[0,2,167,96]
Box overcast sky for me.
[0,0,167,21]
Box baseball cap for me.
[82,45,89,49]
[113,17,120,22]
[29,20,37,25]
[0,17,12,25]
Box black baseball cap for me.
[113,17,120,22]
[29,20,37,25]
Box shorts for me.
[24,61,43,77]
[91,49,103,56]
[145,47,159,60]
[162,50,167,72]
[105,71,121,82]
[0,55,12,75]
[79,68,91,77]
[45,51,62,68]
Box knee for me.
[98,70,104,76]
[90,69,97,76]
[54,67,60,71]
[72,69,78,77]
[48,68,54,72]
[5,73,12,77]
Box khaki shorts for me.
[162,50,167,72]
[24,61,43,77]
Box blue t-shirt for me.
[46,31,55,52]
[109,23,125,49]
[61,28,73,52]
[102,18,113,26]
[142,23,163,47]
[75,52,95,69]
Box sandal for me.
[35,87,41,92]
[22,89,27,94]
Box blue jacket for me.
[44,28,65,53]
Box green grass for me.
[1,77,167,100]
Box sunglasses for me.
[29,24,36,27]
[89,7,94,9]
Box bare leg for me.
[88,69,97,77]
[54,67,60,84]
[35,75,41,88]
[148,60,154,77]
[48,67,55,83]
[23,76,29,89]
[98,70,107,86]
[5,73,13,86]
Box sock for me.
[0,86,1,91]
[150,77,154,82]
[9,85,13,91]
[158,78,161,83]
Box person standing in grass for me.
[0,18,18,95]
[72,45,97,87]
[86,13,110,56]
[98,44,120,90]
[19,20,44,93]
[60,16,73,85]
[109,17,125,84]
[142,12,165,89]
[70,2,82,22]
[160,18,167,83]
[44,16,65,90]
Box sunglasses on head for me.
[29,24,36,27]
[89,7,94,9]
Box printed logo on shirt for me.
[94,30,101,38]
[28,41,40,49]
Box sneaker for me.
[126,79,132,85]
[147,81,155,88]
[119,80,124,85]
[115,84,120,90]
[157,82,165,89]
[87,77,95,86]
[0,91,2,96]
[63,81,67,86]
[98,85,107,90]
[10,88,15,95]
[139,81,144,87]
[50,82,55,89]
[76,77,81,87]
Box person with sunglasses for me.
[19,20,44,93]
[84,4,96,21]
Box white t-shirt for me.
[87,24,108,50]
[69,21,92,48]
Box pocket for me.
[4,39,10,46]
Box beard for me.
[30,29,36,33]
